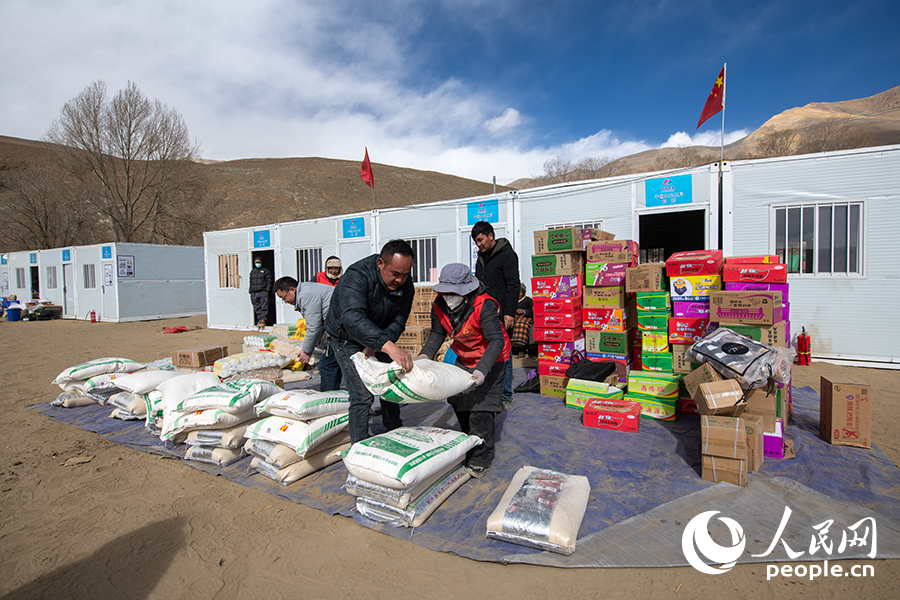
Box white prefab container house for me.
[203,144,900,366]
[4,242,206,322]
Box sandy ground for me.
[0,315,898,599]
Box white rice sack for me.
[355,463,470,528]
[51,391,96,408]
[184,445,247,467]
[108,391,148,416]
[255,389,351,419]
[486,466,591,556]
[79,373,129,394]
[340,426,482,490]
[244,413,348,459]
[213,352,292,378]
[350,354,475,403]
[185,421,258,449]
[160,407,256,441]
[174,379,282,414]
[112,370,181,394]
[157,372,222,409]
[251,440,351,486]
[53,357,144,387]
[246,431,352,468]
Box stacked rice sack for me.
[184,421,256,467]
[244,390,352,485]
[51,358,146,407]
[340,427,481,528]
[106,370,183,420]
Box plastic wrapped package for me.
[108,391,148,416]
[184,445,247,467]
[185,422,258,448]
[486,466,591,556]
[688,328,793,388]
[213,353,292,378]
[51,391,96,408]
[344,464,457,510]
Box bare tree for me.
[542,157,575,183]
[45,80,201,243]
[755,128,797,158]
[574,155,613,179]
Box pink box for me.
[725,281,790,303]
[665,250,724,276]
[672,301,710,318]
[532,274,583,299]
[722,264,788,284]
[538,339,586,363]
[585,263,628,287]
[763,420,785,458]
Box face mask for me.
[443,294,464,310]
[254,263,262,268]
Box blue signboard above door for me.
[467,198,499,225]
[342,218,366,239]
[645,174,693,207]
[253,230,271,248]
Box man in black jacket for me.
[249,258,273,327]
[472,221,520,404]
[325,239,416,442]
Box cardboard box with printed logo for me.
[585,330,631,355]
[640,331,669,353]
[743,415,765,472]
[534,326,584,342]
[672,301,711,318]
[640,351,673,372]
[534,311,583,328]
[725,255,780,265]
[534,227,613,254]
[398,326,430,345]
[626,263,667,292]
[722,321,787,347]
[725,281,790,303]
[583,307,629,332]
[701,455,748,487]
[637,312,669,331]
[540,375,569,399]
[586,240,639,265]
[582,286,627,308]
[668,316,713,345]
[531,252,585,277]
[701,415,747,460]
[538,360,570,378]
[694,379,746,416]
[566,378,625,410]
[722,263,788,284]
[627,370,679,399]
[665,249,724,277]
[683,363,723,399]
[710,291,783,325]
[532,274,583,299]
[635,291,671,312]
[672,343,701,374]
[669,274,722,302]
[533,297,582,315]
[585,263,628,287]
[173,346,229,368]
[625,393,677,421]
[582,398,641,431]
[820,376,872,448]
[538,338,586,363]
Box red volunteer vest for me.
[316,272,338,286]
[434,293,511,369]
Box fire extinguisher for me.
[797,326,811,365]
[90,310,96,324]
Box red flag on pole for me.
[360,147,374,188]
[697,66,725,129]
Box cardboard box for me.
[725,255,780,265]
[683,363,724,399]
[396,342,423,356]
[409,312,433,327]
[722,263,788,284]
[173,346,229,368]
[582,398,641,431]
[585,330,631,355]
[724,321,787,347]
[640,331,669,353]
[668,317,713,345]
[538,338,586,363]
[725,281,790,303]
[701,455,748,487]
[583,307,628,332]
[672,343,700,374]
[694,379,746,416]
[677,395,699,416]
[532,274,583,299]
[625,393,677,421]
[710,291,783,325]
[672,301,711,319]
[538,359,570,378]
[701,415,747,459]
[534,227,613,253]
[635,292,671,312]
[637,312,669,331]
[533,326,584,342]
[586,240,639,265]
[743,415,765,472]
[641,351,673,371]
[582,286,626,308]
[626,263,667,292]
[398,327,431,344]
[533,297,582,315]
[820,376,872,448]
[744,387,790,433]
[566,378,625,410]
[585,263,628,287]
[540,375,569,399]
[531,252,585,277]
[534,310,583,328]
[627,370,679,399]
[665,249,724,276]
[670,274,722,301]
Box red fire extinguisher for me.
[797,326,811,365]
[90,310,96,324]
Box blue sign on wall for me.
[467,198,499,225]
[0,255,6,265]
[30,253,37,264]
[253,230,271,248]
[342,218,366,239]
[645,174,693,207]
[102,246,112,259]
[62,249,71,262]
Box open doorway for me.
[251,249,276,326]
[639,209,707,263]
[30,266,40,300]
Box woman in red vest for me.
[417,263,510,479]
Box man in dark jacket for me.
[249,258,273,327]
[325,239,416,442]
[472,221,520,404]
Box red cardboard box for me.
[583,398,641,432]
[533,297,582,314]
[722,263,788,284]
[534,311,583,328]
[534,326,584,342]
[709,291,783,325]
[532,274,583,299]
[538,359,570,378]
[666,249,724,276]
[725,255,780,265]
[669,317,713,344]
[586,240,639,265]
[583,308,629,332]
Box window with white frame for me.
[773,201,864,275]
[408,236,438,283]
[546,219,605,231]
[83,264,97,289]
[47,266,58,289]
[15,268,26,289]
[296,247,323,282]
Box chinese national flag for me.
[360,147,374,188]
[697,66,725,129]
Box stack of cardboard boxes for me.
[398,286,435,357]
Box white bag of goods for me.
[112,370,182,395]
[255,389,351,419]
[108,391,148,416]
[185,422,257,449]
[340,426,482,490]
[70,373,128,394]
[53,357,144,387]
[355,462,470,528]
[247,431,352,468]
[174,379,282,414]
[157,372,222,410]
[251,440,351,486]
[344,462,457,510]
[350,354,475,403]
[184,445,247,467]
[213,352,292,378]
[244,413,348,459]
[160,407,256,441]
[51,391,96,408]
[486,466,591,556]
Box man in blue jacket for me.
[325,239,416,442]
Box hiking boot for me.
[466,464,491,479]
[256,319,266,327]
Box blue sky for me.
[1,0,897,184]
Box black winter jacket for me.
[475,238,520,319]
[249,266,273,293]
[325,254,414,351]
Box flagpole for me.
[372,186,376,210]
[718,62,727,252]
[720,62,727,165]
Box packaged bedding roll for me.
[486,466,591,555]
[344,463,457,510]
[185,421,258,449]
[251,438,351,485]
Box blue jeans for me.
[330,338,402,443]
[502,357,513,402]
[318,339,343,392]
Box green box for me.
[624,393,677,421]
[585,330,630,355]
[565,378,625,410]
[531,252,584,277]
[641,351,673,372]
[627,370,680,399]
[637,312,668,331]
[635,292,671,312]
[721,322,786,347]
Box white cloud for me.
[483,108,521,133]
[663,129,750,148]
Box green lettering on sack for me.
[362,436,419,457]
